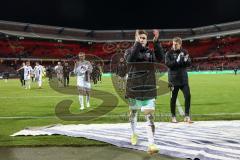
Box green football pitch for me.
[0,73,240,147]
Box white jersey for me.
[74,60,92,77]
[24,66,33,80]
[74,60,92,89]
[34,65,44,78]
[55,65,63,75]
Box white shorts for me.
[35,76,42,82]
[24,75,31,81]
[57,74,63,80]
[77,76,91,89]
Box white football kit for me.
[74,61,92,89]
[34,65,44,87]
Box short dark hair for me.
[138,30,148,36]
[78,52,85,56]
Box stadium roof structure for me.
[0,20,240,42]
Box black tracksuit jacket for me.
[165,49,191,86]
[124,40,164,100]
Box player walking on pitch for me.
[17,61,33,89]
[34,62,44,88]
[125,29,164,154]
[74,52,93,110]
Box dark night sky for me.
[0,0,240,30]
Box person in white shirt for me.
[54,62,64,87]
[17,61,33,89]
[34,62,44,88]
[74,52,93,110]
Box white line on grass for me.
[0,95,75,99]
[2,113,240,119]
[177,99,185,116]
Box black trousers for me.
[20,76,25,86]
[98,74,102,81]
[64,76,69,87]
[170,84,191,117]
[93,76,98,84]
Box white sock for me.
[29,80,31,89]
[79,95,84,109]
[38,79,42,87]
[26,80,31,89]
[145,114,155,145]
[122,82,125,90]
[25,81,28,89]
[130,110,138,135]
[86,95,90,107]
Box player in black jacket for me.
[125,29,164,154]
[165,37,193,123]
[18,62,25,87]
[63,62,71,87]
[116,57,127,90]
